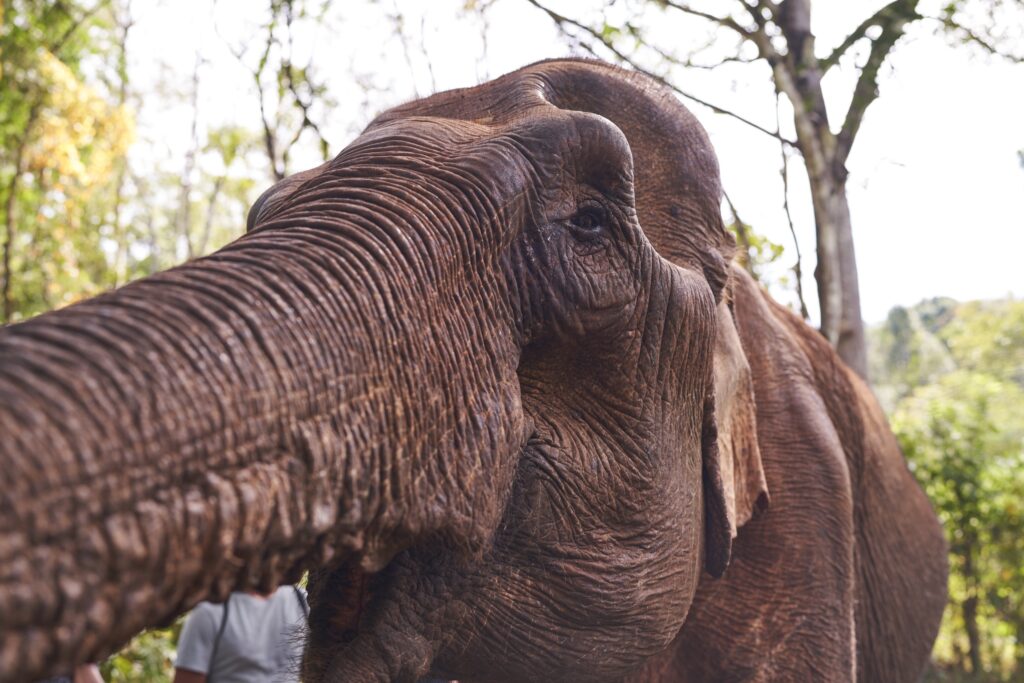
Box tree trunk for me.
[962,547,983,673]
[195,174,224,257]
[773,0,869,379]
[963,595,982,673]
[112,1,133,286]
[832,190,867,378]
[145,209,160,273]
[809,177,867,378]
[178,53,202,261]
[2,178,15,324]
[2,142,27,324]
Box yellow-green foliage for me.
[878,300,1024,680]
[100,621,180,683]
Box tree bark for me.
[766,0,870,378]
[2,169,18,324]
[961,545,983,673]
[111,0,133,286]
[832,191,867,377]
[195,174,224,256]
[2,136,30,324]
[805,170,867,377]
[177,52,202,260]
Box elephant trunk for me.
[0,195,523,681]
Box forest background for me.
[2,0,1022,680]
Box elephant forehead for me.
[365,59,734,297]
[318,113,638,228]
[369,71,551,127]
[368,59,716,195]
[362,106,631,168]
[364,70,634,173]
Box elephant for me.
[0,59,946,682]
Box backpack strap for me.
[293,585,310,618]
[207,594,232,683]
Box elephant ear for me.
[701,282,769,577]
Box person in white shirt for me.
[173,585,308,683]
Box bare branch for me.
[420,15,438,92]
[822,0,921,72]
[926,15,1024,63]
[391,0,422,97]
[471,0,495,81]
[196,175,225,257]
[177,51,204,261]
[524,0,797,147]
[2,125,34,323]
[218,10,286,181]
[777,92,809,320]
[282,1,330,161]
[821,9,880,71]
[739,0,785,65]
[254,31,285,181]
[50,1,109,57]
[282,67,330,159]
[281,62,330,161]
[835,0,921,162]
[679,54,759,70]
[657,0,751,37]
[645,40,757,70]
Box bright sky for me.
[126,0,1024,322]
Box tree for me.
[0,0,134,322]
[220,0,335,182]
[521,0,1024,379]
[100,621,179,683]
[942,299,1024,388]
[868,299,957,410]
[869,296,1024,677]
[894,371,1024,677]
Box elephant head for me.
[0,59,769,682]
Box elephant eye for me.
[568,204,607,238]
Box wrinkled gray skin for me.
[0,59,945,683]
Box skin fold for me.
[0,59,946,682]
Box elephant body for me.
[0,59,945,683]
[628,268,948,682]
